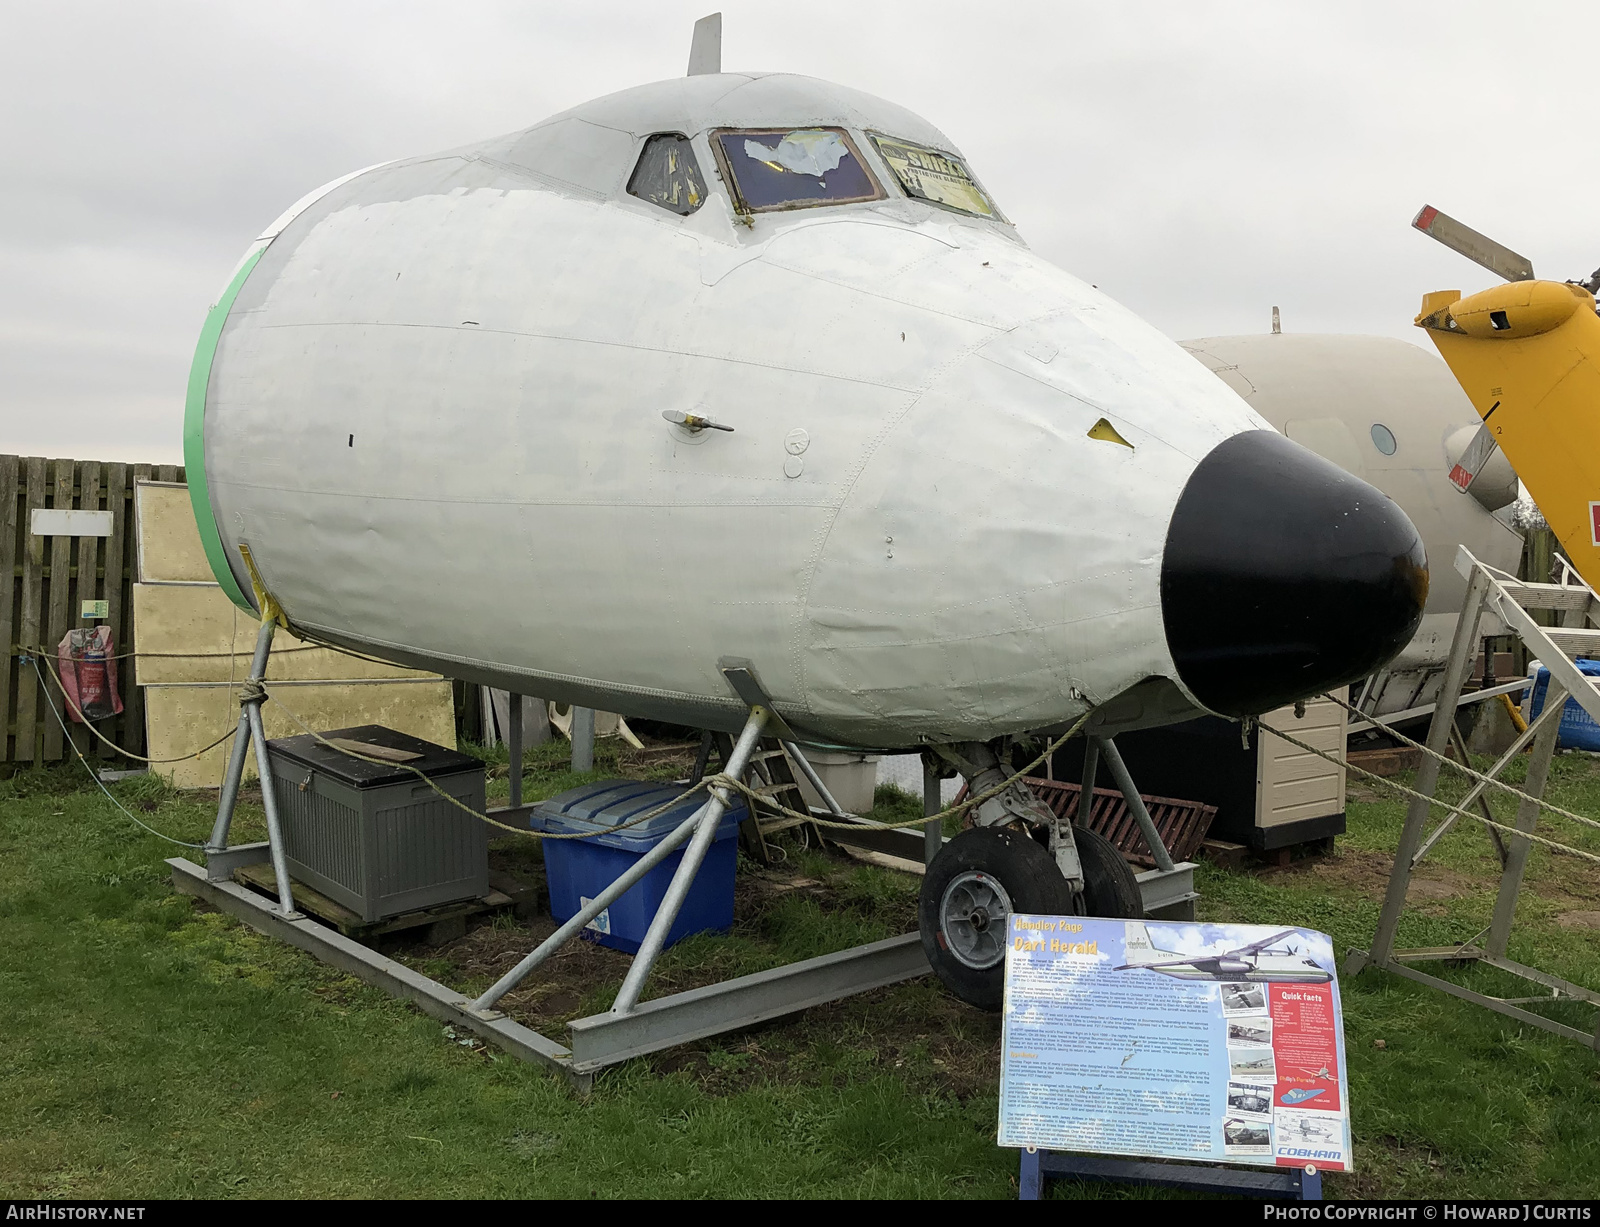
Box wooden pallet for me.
[233,863,538,946]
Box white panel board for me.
[31,508,112,537]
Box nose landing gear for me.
[920,826,1072,1010]
[916,741,1145,1011]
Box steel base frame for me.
[187,633,936,1087]
[1018,1149,1322,1200]
[170,855,928,1090]
[1365,949,1600,1049]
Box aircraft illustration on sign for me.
[1281,1088,1330,1106]
[1116,923,1334,983]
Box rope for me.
[1259,718,1600,867]
[28,659,206,849]
[265,682,1093,844]
[20,628,416,766]
[16,642,329,662]
[26,651,238,764]
[1325,690,1600,834]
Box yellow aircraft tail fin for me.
[1416,279,1600,585]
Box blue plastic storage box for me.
[531,779,746,954]
[1527,659,1600,751]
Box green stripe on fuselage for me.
[183,245,264,612]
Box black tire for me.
[1075,825,1145,919]
[919,826,1074,1011]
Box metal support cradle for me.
[177,629,1202,1085]
[1345,545,1600,1051]
[176,680,934,1089]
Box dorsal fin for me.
[687,12,721,76]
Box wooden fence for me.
[2,455,183,766]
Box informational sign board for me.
[998,916,1352,1172]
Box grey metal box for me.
[265,724,488,923]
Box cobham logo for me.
[1590,501,1600,548]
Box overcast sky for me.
[4,1,1596,463]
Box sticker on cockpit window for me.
[869,133,996,218]
[713,127,883,211]
[742,130,849,178]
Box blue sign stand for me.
[1019,1149,1322,1201]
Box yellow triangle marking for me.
[1087,418,1133,448]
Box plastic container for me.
[793,750,881,814]
[532,779,746,953]
[1526,659,1600,751]
[265,724,487,922]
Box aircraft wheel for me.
[919,826,1074,1011]
[1075,825,1145,919]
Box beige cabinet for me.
[1255,689,1348,839]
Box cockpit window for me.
[627,133,707,215]
[868,133,998,219]
[711,127,883,212]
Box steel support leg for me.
[611,709,768,1015]
[572,706,595,773]
[206,619,278,854]
[1486,682,1565,958]
[923,759,942,865]
[206,714,253,856]
[470,798,716,1013]
[245,691,298,918]
[1365,570,1490,969]
[1095,737,1176,873]
[508,692,523,810]
[783,740,848,816]
[1077,737,1100,827]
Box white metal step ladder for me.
[1347,546,1600,1050]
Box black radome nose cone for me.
[1161,430,1427,717]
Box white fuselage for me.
[198,75,1270,746]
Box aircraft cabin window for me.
[627,133,707,215]
[711,127,883,212]
[868,133,997,219]
[1370,423,1398,455]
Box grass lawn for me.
[1,733,1598,1200]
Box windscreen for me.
[626,133,707,216]
[868,133,997,219]
[713,128,882,211]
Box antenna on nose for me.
[687,12,722,76]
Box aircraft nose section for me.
[1160,429,1427,717]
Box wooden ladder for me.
[691,733,819,864]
